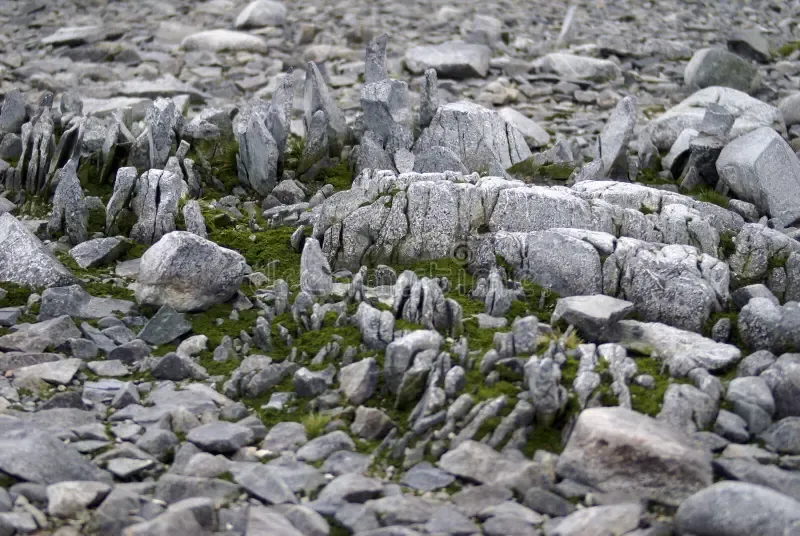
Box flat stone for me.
[181,29,267,53]
[404,42,491,79]
[551,295,635,340]
[187,421,255,454]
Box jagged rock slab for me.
[404,42,491,79]
[0,213,78,288]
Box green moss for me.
[0,473,18,489]
[0,282,39,307]
[522,425,565,456]
[689,186,730,209]
[217,471,235,483]
[642,105,666,119]
[629,356,673,416]
[316,158,354,192]
[777,41,800,57]
[205,215,301,285]
[303,413,332,439]
[188,137,240,193]
[78,157,114,203]
[719,231,737,258]
[768,255,789,271]
[640,205,656,215]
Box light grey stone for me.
[181,29,267,53]
[404,42,491,79]
[0,213,77,288]
[538,53,621,82]
[234,0,286,29]
[685,48,760,94]
[555,407,713,506]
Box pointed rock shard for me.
[300,238,332,297]
[130,169,181,245]
[599,95,637,178]
[0,213,78,288]
[419,68,439,131]
[365,33,389,84]
[297,109,330,181]
[235,112,279,196]
[48,159,88,245]
[303,62,349,153]
[105,167,138,235]
[555,5,578,49]
[360,78,413,152]
[266,69,294,164]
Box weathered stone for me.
[0,213,77,288]
[181,29,267,53]
[136,231,246,312]
[685,48,760,94]
[234,0,287,29]
[538,53,621,82]
[404,42,491,79]
[552,295,634,340]
[555,407,713,506]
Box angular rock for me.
[299,238,332,297]
[404,42,491,79]
[552,295,634,340]
[69,237,129,269]
[0,213,77,288]
[538,53,621,82]
[187,422,255,454]
[136,232,246,312]
[234,0,287,29]
[137,304,191,346]
[555,407,713,506]
[181,30,267,53]
[717,127,800,227]
[685,48,760,94]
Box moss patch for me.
[777,41,800,57]
[507,158,575,183]
[689,186,730,209]
[0,282,39,307]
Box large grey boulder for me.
[135,231,247,312]
[404,42,491,79]
[537,53,621,82]
[675,482,800,536]
[685,48,761,94]
[645,86,784,151]
[181,29,267,53]
[556,407,713,506]
[717,127,800,227]
[234,0,286,29]
[414,101,531,176]
[0,213,77,288]
[761,353,800,419]
[739,299,800,356]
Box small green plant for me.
[777,41,800,57]
[689,186,730,209]
[302,413,332,439]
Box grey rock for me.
[411,145,468,174]
[365,34,388,85]
[538,53,621,82]
[39,284,135,321]
[231,463,297,505]
[136,231,246,312]
[296,431,355,462]
[761,418,800,455]
[304,62,349,154]
[182,200,207,239]
[552,295,634,340]
[234,0,287,29]
[404,42,491,79]
[0,426,110,484]
[414,101,531,176]
[69,237,128,269]
[609,320,741,376]
[361,78,413,153]
[339,357,378,405]
[0,315,81,353]
[645,86,783,151]
[350,406,394,441]
[731,284,779,311]
[400,462,455,492]
[714,410,750,443]
[0,213,77,288]
[657,383,718,434]
[549,503,643,536]
[129,169,182,245]
[675,481,800,536]
[137,304,191,346]
[0,90,26,134]
[700,103,736,139]
[124,508,212,536]
[150,352,207,381]
[293,367,328,398]
[261,422,307,453]
[154,474,240,506]
[598,96,637,178]
[246,507,304,536]
[555,407,713,506]
[187,422,254,454]
[136,428,179,461]
[300,238,332,297]
[385,330,443,394]
[717,127,800,227]
[437,440,543,493]
[235,106,279,196]
[685,48,760,94]
[498,107,551,149]
[181,29,267,53]
[419,69,439,131]
[714,457,800,502]
[46,480,111,519]
[48,160,88,245]
[322,450,370,476]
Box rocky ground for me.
[1,0,800,534]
